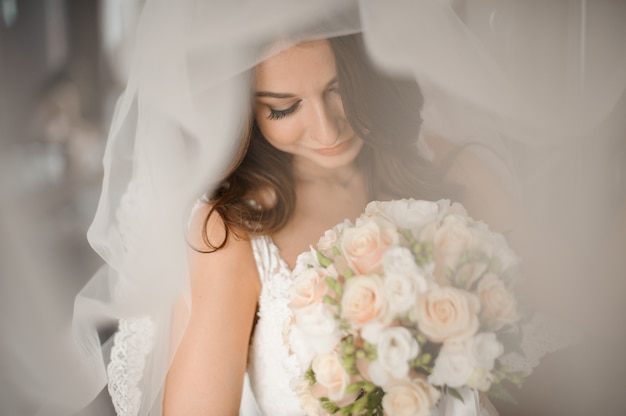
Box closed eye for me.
[267,100,302,120]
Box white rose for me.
[341,275,388,328]
[382,378,440,416]
[447,202,469,217]
[491,233,519,271]
[311,350,351,402]
[289,265,336,312]
[383,272,420,315]
[470,332,503,371]
[415,286,480,343]
[372,327,420,385]
[467,367,493,392]
[364,200,388,217]
[317,229,338,251]
[292,377,325,416]
[382,247,429,314]
[428,340,476,388]
[294,303,341,354]
[292,248,319,277]
[341,217,399,275]
[382,199,447,232]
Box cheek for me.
[255,113,302,148]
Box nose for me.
[308,100,343,146]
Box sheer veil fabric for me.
[9,0,624,415]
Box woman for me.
[161,34,519,415]
[65,2,624,416]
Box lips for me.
[312,136,355,156]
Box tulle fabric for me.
[5,0,624,415]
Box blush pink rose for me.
[382,378,440,416]
[289,266,336,312]
[341,275,387,328]
[341,217,399,275]
[477,273,518,330]
[415,286,480,343]
[311,350,350,402]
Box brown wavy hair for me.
[202,33,461,251]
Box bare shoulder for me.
[164,202,260,414]
[186,202,260,297]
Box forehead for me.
[254,40,337,90]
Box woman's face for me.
[253,40,363,170]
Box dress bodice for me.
[247,235,304,415]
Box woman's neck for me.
[292,157,360,190]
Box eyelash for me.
[267,100,301,120]
[265,87,341,120]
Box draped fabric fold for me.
[2,0,624,415]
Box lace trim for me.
[500,313,576,374]
[107,317,156,416]
[250,236,305,414]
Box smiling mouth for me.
[312,137,355,156]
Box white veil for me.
[4,1,624,415]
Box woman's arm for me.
[163,205,261,416]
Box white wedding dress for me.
[247,235,304,415]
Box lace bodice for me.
[247,236,304,415]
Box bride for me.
[162,33,516,415]
[56,1,625,416]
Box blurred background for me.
[0,1,143,414]
[0,0,624,415]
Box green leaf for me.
[323,294,339,307]
[321,400,340,413]
[317,251,333,267]
[352,394,369,414]
[447,387,464,403]
[333,246,341,256]
[325,277,343,297]
[305,367,316,385]
[346,382,364,394]
[487,382,518,405]
[344,268,354,279]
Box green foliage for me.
[323,294,340,307]
[487,382,518,405]
[447,387,465,403]
[305,366,316,385]
[325,277,343,297]
[317,251,333,267]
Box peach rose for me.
[431,214,475,278]
[382,378,440,416]
[415,286,480,342]
[341,217,399,275]
[477,273,518,330]
[289,265,336,312]
[341,275,387,328]
[311,350,350,402]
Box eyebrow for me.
[255,77,338,99]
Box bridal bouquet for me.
[286,199,527,416]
